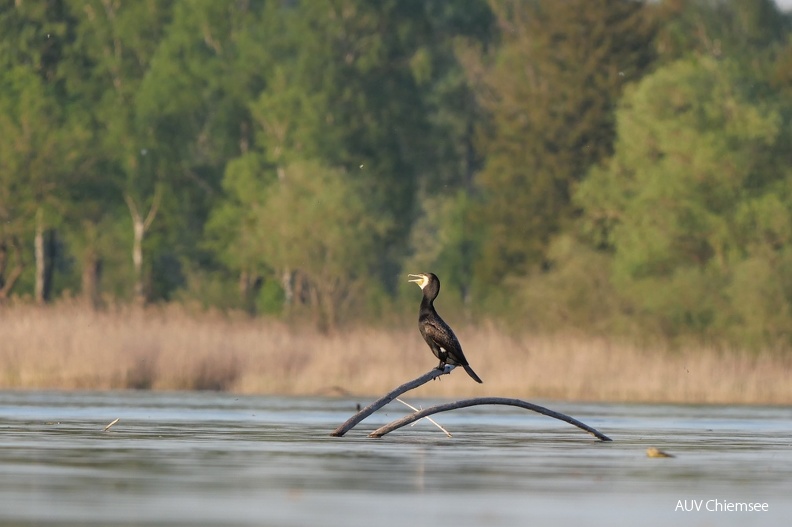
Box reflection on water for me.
[0,391,790,526]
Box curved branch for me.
[330,366,452,437]
[368,397,612,441]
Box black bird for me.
[408,273,483,383]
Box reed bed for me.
[1,302,790,405]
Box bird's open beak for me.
[408,273,427,289]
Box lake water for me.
[0,390,789,526]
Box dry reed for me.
[1,301,790,405]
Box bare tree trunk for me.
[44,229,56,300]
[318,279,340,333]
[81,247,102,309]
[308,281,322,330]
[239,270,262,313]
[124,188,161,307]
[34,208,55,304]
[281,268,293,307]
[239,270,251,305]
[0,237,24,301]
[131,214,144,304]
[35,209,45,303]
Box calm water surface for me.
[0,390,790,526]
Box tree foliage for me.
[0,0,85,298]
[577,55,792,344]
[261,161,391,329]
[466,0,658,284]
[2,0,792,347]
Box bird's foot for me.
[433,363,455,380]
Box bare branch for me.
[125,188,162,233]
[396,398,452,438]
[124,192,141,224]
[331,366,611,442]
[142,185,162,232]
[103,418,120,432]
[329,366,453,437]
[368,397,612,441]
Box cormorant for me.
[408,273,483,383]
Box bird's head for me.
[408,273,431,290]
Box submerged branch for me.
[368,397,612,441]
[330,366,452,437]
[395,397,452,437]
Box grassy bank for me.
[1,302,789,405]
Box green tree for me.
[203,152,276,311]
[577,56,792,343]
[209,160,390,329]
[411,0,494,191]
[466,0,657,284]
[206,0,496,321]
[0,77,87,305]
[61,0,173,305]
[0,0,84,302]
[249,0,449,289]
[655,0,789,63]
[134,0,278,303]
[402,1,494,305]
[405,190,481,309]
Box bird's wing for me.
[424,318,463,354]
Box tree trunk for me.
[131,215,145,306]
[81,247,102,309]
[35,212,44,303]
[124,189,161,307]
[0,237,24,301]
[34,208,56,304]
[239,270,251,305]
[239,270,262,313]
[44,229,56,300]
[281,268,293,307]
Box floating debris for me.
[646,447,674,458]
[103,418,120,432]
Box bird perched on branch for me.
[408,273,483,383]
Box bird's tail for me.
[463,365,483,384]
